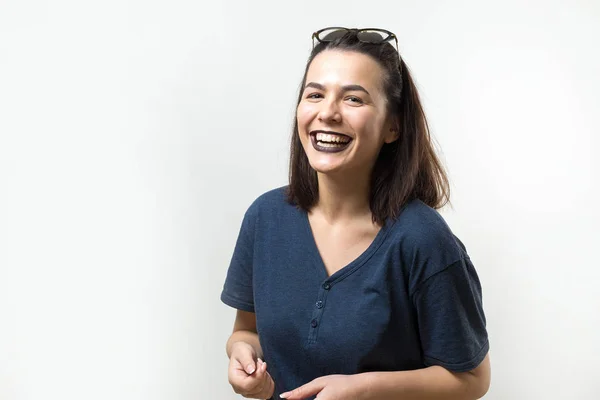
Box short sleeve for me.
[220,206,257,312]
[412,257,489,372]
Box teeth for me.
[319,142,345,148]
[315,132,350,143]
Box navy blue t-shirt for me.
[221,187,489,399]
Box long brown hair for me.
[287,30,450,225]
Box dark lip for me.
[309,130,352,139]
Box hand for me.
[228,341,275,399]
[280,374,370,400]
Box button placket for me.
[306,281,332,345]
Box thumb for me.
[236,353,257,375]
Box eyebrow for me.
[304,82,370,95]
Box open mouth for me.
[310,131,353,153]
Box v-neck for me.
[301,210,395,282]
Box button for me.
[322,283,331,290]
[316,301,323,309]
[311,319,318,328]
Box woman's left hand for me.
[280,373,371,400]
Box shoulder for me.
[390,199,461,246]
[237,185,301,244]
[388,199,469,291]
[243,185,295,222]
[246,185,289,211]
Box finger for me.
[245,378,266,397]
[280,378,325,399]
[252,372,274,399]
[229,359,256,386]
[230,359,265,395]
[250,359,262,375]
[235,353,257,375]
[229,359,252,387]
[244,359,268,396]
[263,373,275,399]
[237,373,265,397]
[256,360,270,388]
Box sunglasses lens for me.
[317,28,349,42]
[356,30,389,43]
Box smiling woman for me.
[296,51,399,190]
[221,27,491,400]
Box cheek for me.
[296,105,316,133]
[297,104,312,120]
[348,112,378,134]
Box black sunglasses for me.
[311,27,399,53]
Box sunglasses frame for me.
[311,27,399,53]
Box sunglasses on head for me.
[311,27,399,53]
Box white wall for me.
[1,0,598,399]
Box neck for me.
[314,169,372,224]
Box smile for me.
[309,130,353,153]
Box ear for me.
[383,117,399,144]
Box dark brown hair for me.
[287,30,450,225]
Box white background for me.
[1,0,599,399]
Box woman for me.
[221,27,491,400]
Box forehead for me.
[306,50,385,92]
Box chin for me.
[308,160,345,175]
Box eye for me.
[306,93,323,100]
[346,96,364,104]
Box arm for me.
[363,353,491,400]
[225,310,263,359]
[226,310,275,399]
[281,353,490,400]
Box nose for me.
[317,99,342,123]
